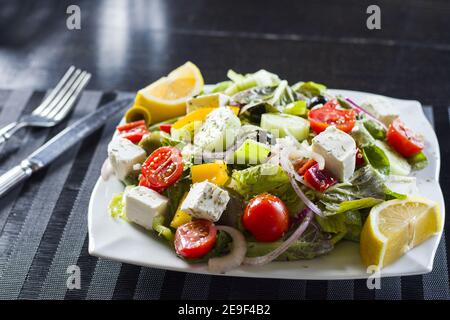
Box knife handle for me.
[0,160,33,197]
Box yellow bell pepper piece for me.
[170,193,192,228]
[191,161,229,186]
[172,107,239,130]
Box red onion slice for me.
[208,226,247,274]
[279,152,324,217]
[345,98,387,130]
[243,209,314,266]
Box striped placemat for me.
[0,89,448,300]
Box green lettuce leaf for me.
[351,121,376,147]
[230,163,301,215]
[317,166,394,215]
[316,211,363,242]
[231,163,289,197]
[362,143,390,175]
[210,81,232,93]
[363,119,386,140]
[292,81,327,98]
[225,70,280,96]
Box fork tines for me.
[32,66,91,121]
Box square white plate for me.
[88,89,445,280]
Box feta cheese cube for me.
[312,126,356,181]
[108,137,146,181]
[181,181,230,222]
[123,186,168,230]
[186,93,230,114]
[194,107,241,152]
[360,96,398,126]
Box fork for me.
[0,66,91,145]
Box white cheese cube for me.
[123,186,168,230]
[312,126,356,182]
[359,96,398,126]
[194,107,241,151]
[107,137,146,181]
[186,93,230,114]
[181,181,230,222]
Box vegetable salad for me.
[104,66,430,273]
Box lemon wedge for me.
[360,197,442,268]
[134,62,204,124]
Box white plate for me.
[88,89,445,280]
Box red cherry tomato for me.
[175,220,217,259]
[242,194,289,242]
[303,163,337,192]
[355,147,365,167]
[159,124,172,134]
[139,146,183,192]
[117,120,148,143]
[308,100,356,134]
[386,118,424,157]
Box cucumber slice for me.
[260,113,309,141]
[234,139,271,165]
[375,140,411,176]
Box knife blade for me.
[0,97,132,197]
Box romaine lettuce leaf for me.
[210,81,232,93]
[225,70,280,96]
[317,166,401,215]
[230,163,301,215]
[316,211,363,242]
[292,81,327,97]
[231,163,289,197]
[363,119,386,140]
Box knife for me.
[0,98,133,197]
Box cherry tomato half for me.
[175,220,217,259]
[308,100,356,134]
[139,146,183,192]
[159,123,172,134]
[386,118,424,157]
[117,120,148,143]
[303,163,337,192]
[242,194,289,242]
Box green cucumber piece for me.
[234,139,271,165]
[260,113,310,141]
[374,140,411,176]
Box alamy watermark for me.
[66,5,81,30]
[66,265,81,290]
[366,5,381,30]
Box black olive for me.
[248,104,267,123]
[308,95,327,108]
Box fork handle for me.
[0,160,33,197]
[0,122,26,145]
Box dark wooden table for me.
[0,0,449,300]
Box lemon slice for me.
[134,62,204,124]
[360,197,442,268]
